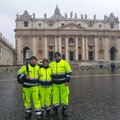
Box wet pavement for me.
[1,72,120,120]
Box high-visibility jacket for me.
[17,64,40,87]
[39,66,52,86]
[49,59,72,84]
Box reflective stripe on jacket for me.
[39,66,52,86]
[50,59,72,84]
[17,64,40,87]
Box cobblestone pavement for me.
[1,73,120,120]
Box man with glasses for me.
[50,52,72,117]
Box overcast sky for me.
[0,0,120,48]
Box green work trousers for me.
[52,83,69,106]
[39,85,52,110]
[23,86,41,110]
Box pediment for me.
[18,10,32,21]
[58,22,86,30]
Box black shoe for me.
[46,110,51,116]
[41,111,44,117]
[25,112,31,119]
[62,112,68,118]
[36,115,42,120]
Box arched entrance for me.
[23,47,31,64]
[110,47,116,60]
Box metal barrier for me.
[71,64,120,71]
[0,63,120,73]
[0,66,21,74]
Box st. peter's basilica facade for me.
[15,6,120,65]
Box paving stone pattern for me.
[1,73,120,120]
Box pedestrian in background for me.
[111,62,116,72]
[50,52,72,117]
[17,56,42,120]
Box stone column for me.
[66,37,69,61]
[75,37,78,60]
[95,37,98,60]
[104,37,109,60]
[117,38,120,60]
[32,37,37,56]
[55,36,58,52]
[59,37,62,53]
[17,37,23,64]
[44,36,48,58]
[82,36,85,60]
[85,37,88,60]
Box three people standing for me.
[17,52,72,119]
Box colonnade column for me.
[85,37,88,60]
[95,37,98,60]
[59,37,62,53]
[55,36,58,52]
[117,38,120,60]
[82,36,85,60]
[32,37,37,56]
[104,37,109,60]
[75,37,78,60]
[66,37,68,61]
[17,38,23,64]
[44,36,48,58]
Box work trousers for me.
[52,83,69,106]
[23,86,41,115]
[39,85,52,110]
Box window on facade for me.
[78,24,81,26]
[61,23,65,26]
[38,23,41,27]
[89,47,93,49]
[47,37,54,45]
[70,52,74,61]
[61,38,65,47]
[78,37,82,44]
[78,54,82,60]
[69,38,74,44]
[110,23,114,28]
[99,24,102,28]
[62,55,65,60]
[88,36,94,46]
[24,21,28,27]
[88,21,94,28]
[78,47,81,49]
[23,39,29,45]
[23,36,29,45]
[49,46,53,49]
[110,36,115,45]
[89,25,92,27]
[49,23,53,27]
[49,52,54,61]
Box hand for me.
[64,82,70,86]
[26,76,30,79]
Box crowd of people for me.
[17,52,72,120]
